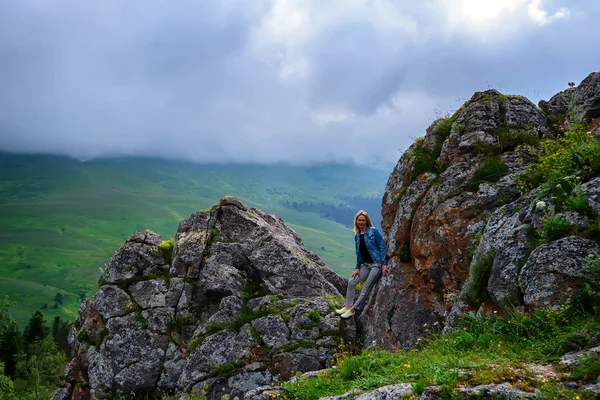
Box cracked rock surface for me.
[54,197,350,400]
[372,72,600,350]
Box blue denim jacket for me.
[354,226,388,269]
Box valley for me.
[0,153,388,327]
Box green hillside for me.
[0,153,389,328]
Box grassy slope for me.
[282,307,600,399]
[0,153,389,328]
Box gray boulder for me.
[252,315,290,348]
[519,236,599,308]
[93,285,132,319]
[56,197,350,400]
[582,177,600,214]
[574,72,600,122]
[103,231,168,284]
[319,383,413,399]
[179,329,241,388]
[540,72,600,128]
[560,346,600,368]
[455,382,536,399]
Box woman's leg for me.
[352,265,382,312]
[344,264,370,307]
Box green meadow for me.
[0,153,389,328]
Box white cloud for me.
[279,57,309,80]
[0,0,597,167]
[249,0,421,82]
[527,0,570,25]
[310,111,355,126]
[439,0,570,38]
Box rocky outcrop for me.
[540,72,600,130]
[320,383,413,399]
[257,369,558,399]
[53,71,600,398]
[519,236,599,308]
[54,197,350,400]
[370,72,600,350]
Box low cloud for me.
[0,0,598,167]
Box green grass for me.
[565,189,594,216]
[466,158,509,192]
[516,125,600,198]
[281,308,600,399]
[283,254,600,399]
[465,250,496,307]
[542,215,572,241]
[0,153,388,328]
[0,277,81,325]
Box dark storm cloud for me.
[0,0,598,166]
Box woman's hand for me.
[382,264,387,275]
[351,269,360,279]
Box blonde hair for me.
[353,210,373,232]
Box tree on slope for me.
[15,336,64,400]
[0,296,22,377]
[0,361,16,400]
[22,311,48,349]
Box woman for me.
[336,210,387,319]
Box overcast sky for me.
[0,0,598,167]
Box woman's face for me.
[357,215,367,231]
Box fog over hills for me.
[1,1,600,166]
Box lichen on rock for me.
[55,197,350,400]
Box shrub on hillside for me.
[466,250,496,307]
[517,126,600,200]
[565,189,593,216]
[466,158,509,192]
[542,215,572,242]
[410,146,440,183]
[432,115,457,156]
[408,115,456,183]
[159,238,175,263]
[474,128,541,157]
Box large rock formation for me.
[54,196,350,400]
[364,72,600,350]
[53,71,600,398]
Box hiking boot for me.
[340,309,355,319]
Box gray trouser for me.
[345,263,381,312]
